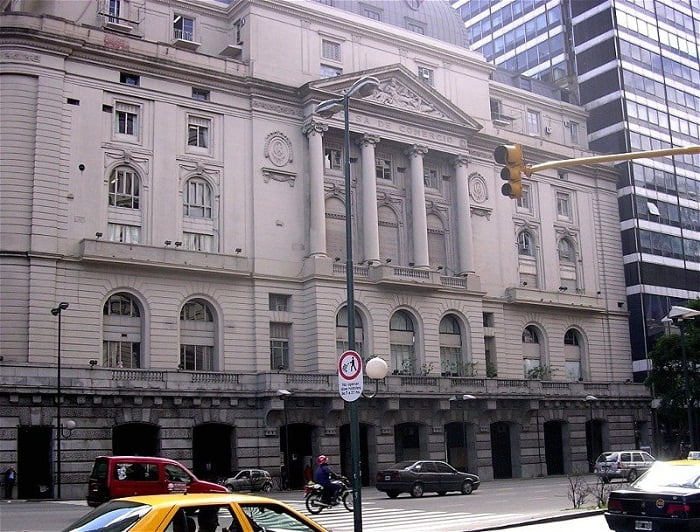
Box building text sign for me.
[338,350,363,402]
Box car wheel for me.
[461,480,473,495]
[224,484,234,492]
[386,491,400,499]
[437,491,447,496]
[410,483,424,498]
[261,482,272,492]
[627,469,638,482]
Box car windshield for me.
[633,462,700,490]
[62,501,151,532]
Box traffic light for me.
[494,144,525,199]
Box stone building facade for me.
[0,0,650,499]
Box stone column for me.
[303,121,328,257]
[406,144,429,268]
[359,134,381,263]
[454,154,473,273]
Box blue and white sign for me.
[338,350,363,402]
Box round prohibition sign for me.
[338,350,362,381]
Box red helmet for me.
[317,455,328,465]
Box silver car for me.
[221,469,273,492]
[594,450,655,483]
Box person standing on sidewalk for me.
[4,466,16,499]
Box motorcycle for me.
[304,476,353,514]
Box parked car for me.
[86,456,227,507]
[594,450,655,483]
[220,469,273,493]
[375,459,480,498]
[688,451,700,460]
[605,460,700,532]
[63,492,329,532]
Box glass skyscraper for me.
[453,0,700,381]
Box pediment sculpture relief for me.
[368,80,448,119]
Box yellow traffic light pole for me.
[522,145,700,177]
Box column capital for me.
[302,120,328,137]
[453,153,471,168]
[404,144,429,158]
[357,134,381,148]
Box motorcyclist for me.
[313,455,343,503]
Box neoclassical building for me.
[0,0,650,499]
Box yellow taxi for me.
[61,492,329,532]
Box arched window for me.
[103,292,142,368]
[564,328,584,381]
[336,306,364,356]
[390,310,416,374]
[558,238,575,262]
[522,325,546,379]
[440,315,467,376]
[109,167,140,209]
[184,177,212,218]
[180,299,216,371]
[518,231,534,256]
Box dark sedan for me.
[605,460,700,532]
[375,460,480,498]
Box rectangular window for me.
[526,109,541,135]
[320,64,343,78]
[406,21,425,35]
[107,0,122,23]
[568,121,579,144]
[234,19,244,44]
[556,191,572,220]
[180,344,213,371]
[183,232,212,252]
[376,157,392,181]
[192,88,210,101]
[324,147,342,170]
[114,102,139,136]
[321,39,341,61]
[270,323,290,370]
[391,344,415,374]
[418,67,434,86]
[103,341,140,368]
[108,223,140,244]
[363,8,381,21]
[120,72,140,86]
[188,115,210,148]
[173,15,195,41]
[269,294,290,312]
[517,185,532,212]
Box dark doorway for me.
[544,421,565,475]
[281,423,313,489]
[445,422,467,472]
[339,423,371,486]
[394,423,421,462]
[17,425,53,499]
[490,422,512,479]
[113,423,159,456]
[586,420,603,472]
[193,423,233,481]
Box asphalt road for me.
[0,475,617,532]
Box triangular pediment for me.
[306,64,482,133]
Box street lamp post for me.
[277,389,292,489]
[584,394,597,472]
[664,306,700,450]
[50,301,69,499]
[316,75,380,532]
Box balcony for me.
[79,239,251,277]
[0,363,650,403]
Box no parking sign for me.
[338,350,363,402]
